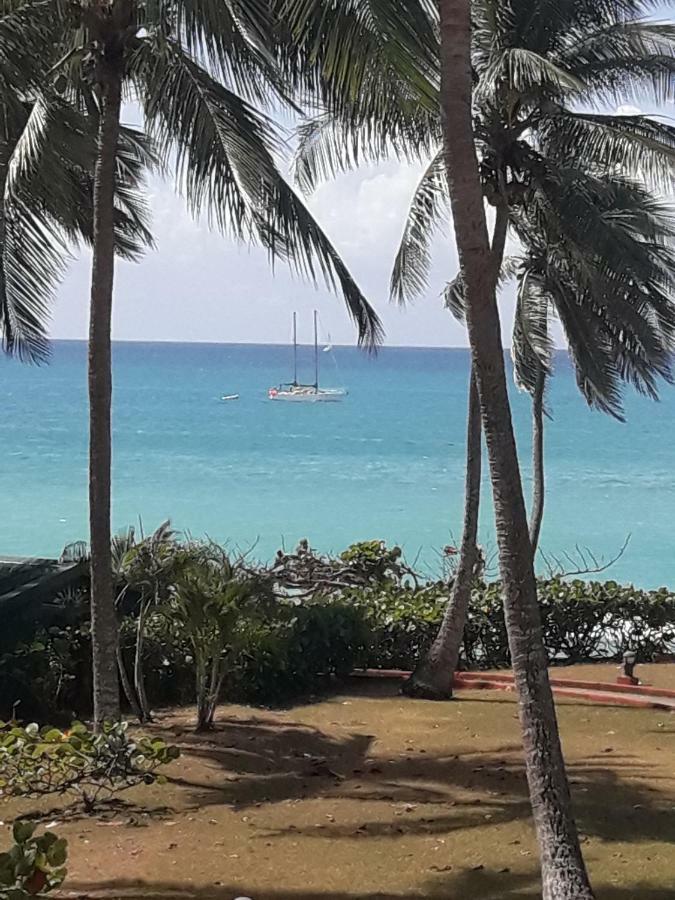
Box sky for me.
[49,98,659,349]
[50,117,516,348]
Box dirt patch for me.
[3,665,674,900]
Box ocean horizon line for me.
[40,337,569,353]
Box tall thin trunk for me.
[195,652,210,732]
[437,2,594,898]
[89,66,123,727]
[403,205,509,699]
[0,155,8,345]
[134,599,151,722]
[206,653,223,729]
[116,642,143,720]
[529,369,546,554]
[403,368,481,697]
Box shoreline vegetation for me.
[2,537,673,727]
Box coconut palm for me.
[287,0,675,685]
[11,0,383,725]
[436,1,595,893]
[510,178,675,553]
[416,174,675,695]
[0,3,152,362]
[284,0,675,894]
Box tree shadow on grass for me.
[154,714,375,808]
[146,691,673,849]
[58,867,539,899]
[59,872,675,900]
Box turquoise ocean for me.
[1,341,673,589]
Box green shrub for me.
[0,822,67,898]
[0,624,91,723]
[537,578,675,663]
[1,536,673,721]
[358,577,675,671]
[167,543,275,729]
[0,721,179,813]
[229,600,370,704]
[351,584,446,670]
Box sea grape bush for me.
[0,822,67,898]
[0,721,179,812]
[359,576,675,670]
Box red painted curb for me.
[351,669,675,711]
[456,670,675,699]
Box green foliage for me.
[289,0,675,416]
[360,578,675,671]
[353,584,448,671]
[537,578,675,664]
[166,543,274,728]
[230,600,370,704]
[0,822,67,898]
[120,522,177,602]
[0,623,91,723]
[3,537,672,719]
[338,541,406,585]
[0,721,179,813]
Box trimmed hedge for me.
[359,577,675,671]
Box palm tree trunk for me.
[403,368,481,697]
[437,2,594,898]
[206,654,223,729]
[89,66,123,728]
[529,369,546,554]
[403,205,509,699]
[116,641,143,720]
[133,599,151,722]
[195,650,210,732]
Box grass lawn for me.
[3,664,674,899]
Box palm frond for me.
[0,0,61,102]
[547,273,626,419]
[133,37,382,346]
[512,270,554,395]
[513,167,675,416]
[538,110,675,191]
[390,148,447,305]
[560,20,675,105]
[293,104,437,195]
[443,273,466,322]
[7,95,155,260]
[0,199,64,363]
[279,0,439,114]
[477,47,586,100]
[171,0,290,106]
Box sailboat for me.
[268,311,347,402]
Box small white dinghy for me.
[221,394,239,402]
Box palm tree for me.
[284,0,675,894]
[14,0,383,725]
[510,178,675,554]
[289,0,675,702]
[436,1,596,893]
[0,3,151,362]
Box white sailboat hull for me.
[269,387,346,402]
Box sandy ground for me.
[2,663,674,900]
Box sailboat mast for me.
[313,310,319,389]
[293,312,298,385]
